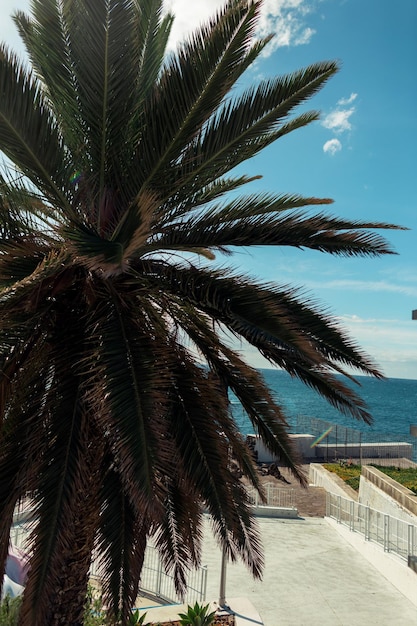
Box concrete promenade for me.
[200,516,417,626]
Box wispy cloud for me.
[323,138,342,155]
[322,107,355,133]
[308,279,417,298]
[321,92,357,155]
[336,315,417,378]
[257,1,318,55]
[337,93,357,106]
[165,1,321,52]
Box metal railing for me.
[135,546,207,605]
[297,416,417,465]
[247,483,295,509]
[89,545,207,605]
[11,512,207,606]
[326,492,417,562]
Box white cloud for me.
[309,279,417,298]
[321,107,355,133]
[164,0,222,49]
[323,138,342,155]
[321,94,357,154]
[336,315,417,379]
[337,93,357,106]
[257,1,317,54]
[165,0,320,52]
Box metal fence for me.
[247,483,295,509]
[133,545,207,605]
[11,516,207,606]
[296,416,417,466]
[326,492,417,562]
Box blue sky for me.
[1,0,417,379]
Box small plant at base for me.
[127,610,147,625]
[178,602,216,626]
[83,584,106,626]
[0,596,22,626]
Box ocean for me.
[231,369,417,440]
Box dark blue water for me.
[231,369,417,438]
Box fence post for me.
[349,500,355,532]
[408,525,415,557]
[337,496,342,523]
[200,566,207,602]
[384,515,390,552]
[365,506,370,541]
[157,556,163,597]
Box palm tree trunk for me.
[47,508,98,626]
[48,432,104,626]
[20,419,104,626]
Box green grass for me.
[323,463,417,494]
[374,466,417,495]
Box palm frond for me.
[153,476,203,598]
[169,62,337,196]
[157,197,401,258]
[136,0,268,194]
[85,289,160,503]
[97,466,150,622]
[0,45,72,211]
[13,1,82,156]
[139,261,379,422]
[133,0,174,106]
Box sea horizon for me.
[231,368,417,440]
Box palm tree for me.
[0,0,399,624]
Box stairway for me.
[255,464,327,517]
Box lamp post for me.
[218,546,227,608]
[411,311,417,438]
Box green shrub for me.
[0,596,22,626]
[178,602,216,626]
[83,584,106,625]
[323,462,417,494]
[345,476,360,491]
[323,463,361,490]
[372,465,417,495]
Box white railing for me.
[326,492,417,562]
[131,546,208,605]
[11,509,207,606]
[247,483,295,509]
[89,547,207,605]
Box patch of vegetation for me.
[372,466,417,495]
[0,596,22,626]
[323,463,361,491]
[178,602,216,625]
[323,463,417,494]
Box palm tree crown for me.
[0,1,399,624]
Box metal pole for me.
[218,547,227,608]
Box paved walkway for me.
[201,516,417,626]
